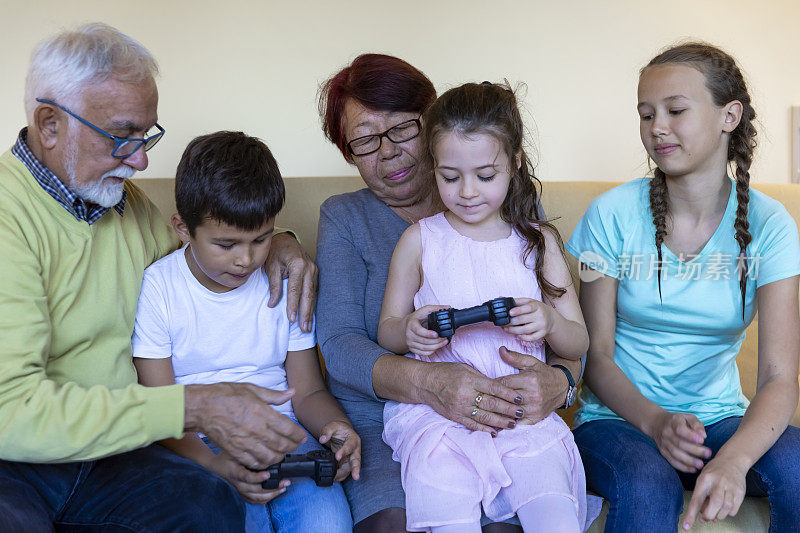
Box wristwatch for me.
[552,364,577,409]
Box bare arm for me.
[580,272,658,426]
[540,231,589,358]
[717,276,800,466]
[377,224,427,354]
[579,268,710,471]
[285,348,361,481]
[505,229,588,359]
[684,275,800,528]
[378,224,453,357]
[286,348,353,438]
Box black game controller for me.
[427,297,516,340]
[262,449,337,489]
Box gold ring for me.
[474,393,483,406]
[471,407,479,417]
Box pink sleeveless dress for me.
[383,213,592,531]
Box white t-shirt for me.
[132,246,316,420]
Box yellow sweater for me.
[0,150,184,462]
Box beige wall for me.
[2,0,799,182]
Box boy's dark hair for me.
[175,131,285,235]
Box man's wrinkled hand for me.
[265,232,318,332]
[185,383,307,469]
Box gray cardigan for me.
[315,188,577,421]
[316,188,409,414]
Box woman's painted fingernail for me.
[514,396,523,405]
[491,431,497,438]
[507,420,516,429]
[515,409,524,418]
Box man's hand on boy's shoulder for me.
[319,420,361,482]
[264,231,318,333]
[184,383,307,469]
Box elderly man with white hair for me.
[0,23,317,531]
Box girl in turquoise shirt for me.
[567,43,800,532]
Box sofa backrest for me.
[134,177,800,262]
[133,176,800,426]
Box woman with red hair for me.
[316,55,582,532]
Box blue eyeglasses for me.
[36,98,165,159]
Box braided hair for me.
[643,43,757,318]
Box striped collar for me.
[11,128,126,224]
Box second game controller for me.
[262,449,337,489]
[427,297,516,339]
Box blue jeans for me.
[204,428,352,533]
[574,417,800,533]
[0,443,244,532]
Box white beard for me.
[70,167,135,207]
[64,137,137,208]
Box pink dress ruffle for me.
[383,213,598,531]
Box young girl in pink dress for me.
[377,82,598,532]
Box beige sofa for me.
[134,176,800,532]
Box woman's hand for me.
[648,411,712,473]
[265,232,318,332]
[495,346,571,424]
[419,361,523,435]
[503,297,555,342]
[405,305,450,357]
[682,456,747,530]
[319,421,362,482]
[207,451,290,505]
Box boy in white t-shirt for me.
[132,131,358,533]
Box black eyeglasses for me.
[36,98,165,159]
[347,119,421,156]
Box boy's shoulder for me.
[143,247,184,280]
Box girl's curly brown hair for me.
[421,81,567,301]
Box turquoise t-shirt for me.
[566,178,800,427]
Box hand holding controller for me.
[261,449,337,489]
[427,297,516,340]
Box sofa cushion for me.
[133,176,796,532]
